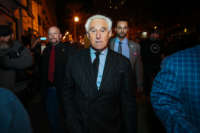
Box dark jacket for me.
[0,87,32,133]
[151,45,200,133]
[0,40,33,90]
[40,43,76,97]
[61,48,137,133]
[109,38,143,88]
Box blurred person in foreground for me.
[151,44,200,133]
[109,20,143,94]
[0,25,32,91]
[0,87,32,133]
[60,14,137,133]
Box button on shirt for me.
[114,38,130,59]
[90,48,108,89]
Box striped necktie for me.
[118,41,122,54]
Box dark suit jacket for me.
[109,38,143,88]
[61,48,137,133]
[0,40,32,91]
[40,43,76,97]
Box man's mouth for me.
[95,41,102,43]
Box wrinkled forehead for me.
[48,27,60,34]
[117,21,128,27]
[89,19,109,30]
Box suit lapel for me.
[84,49,99,97]
[128,41,135,68]
[85,48,113,98]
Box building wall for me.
[0,0,57,40]
[26,0,57,37]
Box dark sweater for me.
[0,40,32,90]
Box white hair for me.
[85,14,112,32]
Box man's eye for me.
[90,30,96,33]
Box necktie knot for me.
[95,51,100,58]
[93,51,100,66]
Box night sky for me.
[54,0,200,32]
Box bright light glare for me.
[74,16,79,22]
[142,32,147,38]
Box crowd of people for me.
[0,14,199,133]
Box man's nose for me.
[96,31,101,39]
[52,34,57,38]
[121,28,125,32]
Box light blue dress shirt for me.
[90,48,108,89]
[114,37,130,59]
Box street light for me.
[74,16,79,42]
[74,16,79,22]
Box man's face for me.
[87,18,112,50]
[150,33,160,40]
[115,21,128,39]
[48,27,62,45]
[0,35,12,49]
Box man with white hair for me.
[60,14,137,133]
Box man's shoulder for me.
[0,88,16,105]
[42,44,51,54]
[69,48,88,59]
[179,44,200,55]
[11,40,23,49]
[108,37,115,46]
[60,42,80,52]
[13,40,23,45]
[109,37,115,42]
[127,40,141,53]
[128,40,140,46]
[163,45,200,68]
[167,45,200,60]
[109,50,130,65]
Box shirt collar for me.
[90,47,108,56]
[116,37,128,44]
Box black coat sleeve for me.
[0,41,32,69]
[60,56,83,133]
[120,60,137,133]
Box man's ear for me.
[59,34,62,39]
[86,32,90,39]
[109,31,112,38]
